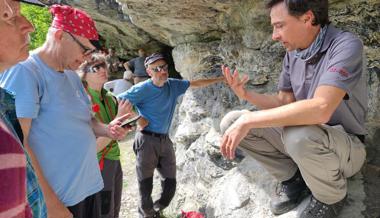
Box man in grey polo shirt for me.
[124,48,150,84]
[219,1,367,218]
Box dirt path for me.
[118,133,139,218]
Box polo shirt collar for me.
[301,24,343,64]
[320,24,342,53]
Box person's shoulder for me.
[329,26,363,49]
[19,53,50,74]
[118,80,149,99]
[1,56,38,81]
[168,78,190,84]
[12,55,36,71]
[167,78,183,82]
[4,63,26,75]
[328,24,358,39]
[128,57,138,63]
[137,79,153,89]
[167,78,190,88]
[128,79,151,92]
[65,70,84,85]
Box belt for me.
[141,130,168,138]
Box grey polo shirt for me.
[278,25,367,135]
[128,56,149,77]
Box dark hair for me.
[266,0,329,27]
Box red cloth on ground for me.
[181,210,205,218]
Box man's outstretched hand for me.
[222,64,249,100]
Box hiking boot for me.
[300,195,346,218]
[153,211,160,218]
[270,170,310,215]
[153,210,168,218]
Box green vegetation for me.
[21,4,51,50]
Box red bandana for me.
[50,4,99,40]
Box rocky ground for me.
[117,132,379,218]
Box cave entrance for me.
[160,45,182,79]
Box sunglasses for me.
[88,62,107,73]
[151,64,168,73]
[66,32,96,56]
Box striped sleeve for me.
[0,122,32,218]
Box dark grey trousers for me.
[99,159,123,218]
[133,131,177,218]
[68,193,100,218]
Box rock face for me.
[71,0,166,58]
[75,0,379,217]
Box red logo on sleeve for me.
[329,67,349,77]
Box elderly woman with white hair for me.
[79,52,147,218]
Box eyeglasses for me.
[66,32,96,56]
[151,64,168,73]
[89,62,107,73]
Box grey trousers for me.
[220,110,366,204]
[68,193,101,218]
[133,131,177,218]
[99,159,123,218]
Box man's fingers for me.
[121,102,133,111]
[118,99,125,106]
[227,138,236,160]
[231,69,242,87]
[222,65,233,84]
[232,68,240,80]
[119,99,130,107]
[118,99,130,106]
[220,134,228,157]
[109,125,128,140]
[239,74,249,86]
[116,113,132,122]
